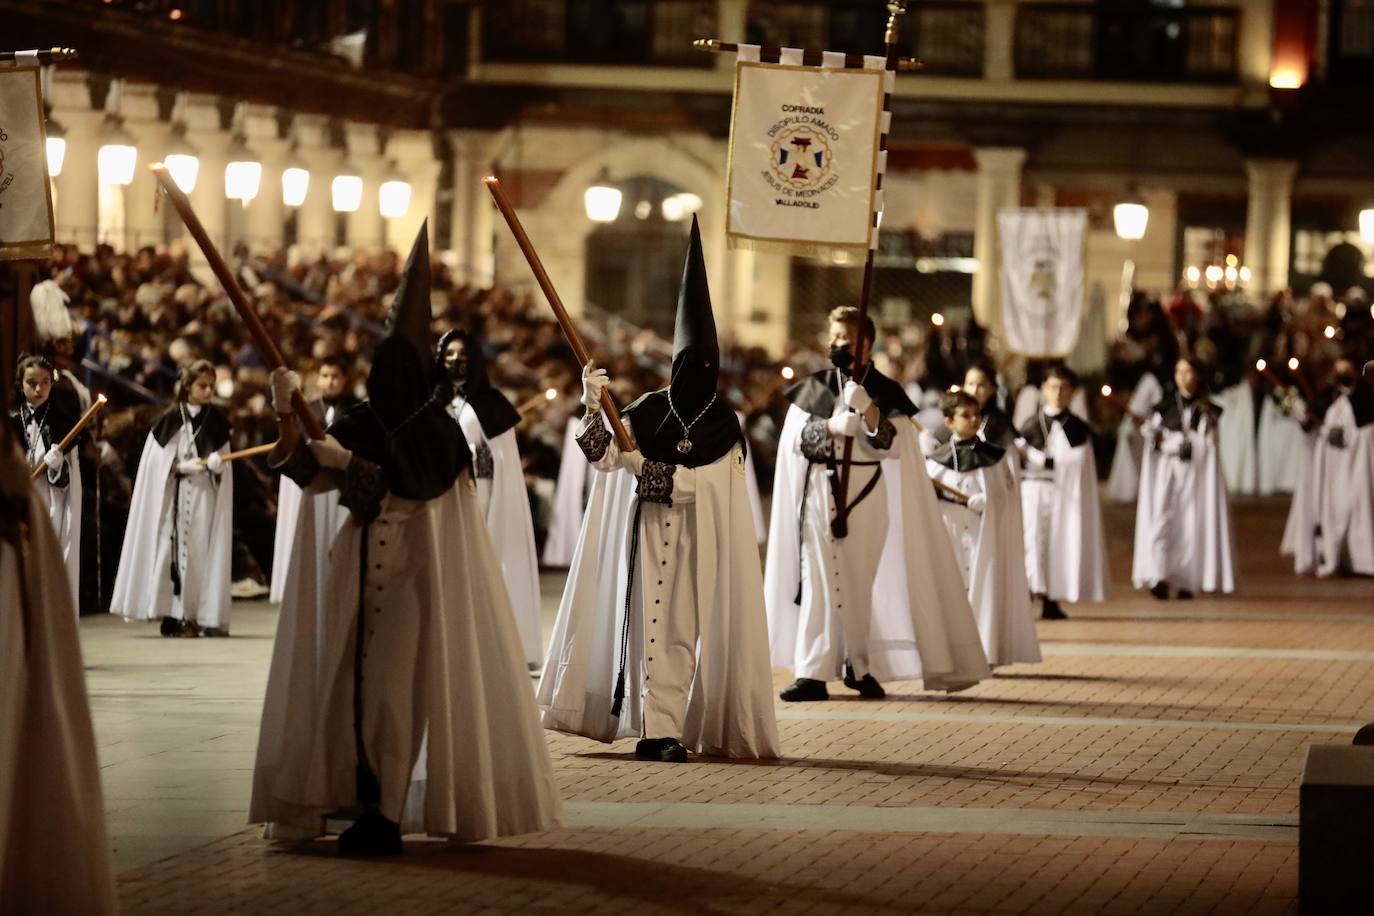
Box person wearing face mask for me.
[9,354,85,606]
[1281,357,1374,577]
[269,355,362,604]
[927,391,1040,668]
[1014,365,1109,621]
[538,218,779,763]
[765,308,989,702]
[1132,357,1236,599]
[437,327,543,668]
[112,359,235,636]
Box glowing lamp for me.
[46,136,67,178]
[1113,200,1149,241]
[97,132,138,186]
[379,179,412,219]
[282,167,310,207]
[332,174,363,213]
[164,153,199,194]
[584,168,621,223]
[1360,209,1374,244]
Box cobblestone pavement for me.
[87,497,1371,913]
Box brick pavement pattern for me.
[93,499,1370,913]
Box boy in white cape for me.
[538,217,779,763]
[252,225,561,854]
[927,391,1041,668]
[1014,364,1109,620]
[765,307,989,702]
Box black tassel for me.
[610,670,626,718]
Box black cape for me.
[784,366,917,421]
[928,436,1005,471]
[1155,390,1222,432]
[327,395,470,502]
[451,384,521,440]
[1017,410,1092,449]
[150,403,231,457]
[9,385,83,454]
[622,388,744,469]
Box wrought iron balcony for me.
[1014,4,1239,83]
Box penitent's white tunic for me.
[1282,393,1374,577]
[1257,392,1306,495]
[1107,373,1163,504]
[542,417,588,567]
[271,401,348,604]
[20,411,82,607]
[451,398,544,665]
[1017,418,1110,604]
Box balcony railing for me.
[747,1,984,76]
[482,0,716,67]
[1015,4,1238,83]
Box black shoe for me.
[1176,589,1194,600]
[842,666,886,699]
[160,616,183,637]
[338,811,402,856]
[779,678,829,702]
[202,627,229,637]
[1149,582,1169,601]
[635,738,689,763]
[1041,599,1068,620]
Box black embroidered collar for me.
[928,436,1005,471]
[784,365,917,420]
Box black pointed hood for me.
[330,221,471,500]
[624,216,744,468]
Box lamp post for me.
[1113,191,1150,328]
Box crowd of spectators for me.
[13,239,1373,611]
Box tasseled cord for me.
[610,501,643,718]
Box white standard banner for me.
[726,60,884,256]
[997,208,1087,357]
[0,58,55,261]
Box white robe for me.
[111,417,234,629]
[0,476,116,914]
[1131,408,1237,593]
[765,405,988,690]
[1283,394,1374,576]
[1017,422,1110,604]
[1214,382,1258,495]
[542,417,587,567]
[1256,393,1305,495]
[451,399,544,665]
[251,470,562,841]
[271,403,349,604]
[20,414,82,607]
[538,415,780,758]
[1107,373,1163,503]
[739,411,767,543]
[928,453,1041,668]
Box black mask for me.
[829,345,854,372]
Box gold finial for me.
[885,1,909,48]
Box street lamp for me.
[584,167,621,223]
[97,121,138,186]
[1113,197,1149,240]
[281,167,310,207]
[163,130,200,194]
[45,118,66,178]
[379,163,412,219]
[224,135,262,204]
[332,171,363,213]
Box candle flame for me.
[1100,384,1112,397]
[96,393,108,404]
[780,366,795,380]
[482,176,499,185]
[1288,357,1300,371]
[545,387,557,400]
[1255,359,1266,372]
[931,313,945,327]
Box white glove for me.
[177,459,206,475]
[843,380,873,415]
[205,452,225,474]
[43,446,64,471]
[966,493,986,513]
[827,413,861,439]
[308,434,352,470]
[581,362,610,410]
[270,367,301,414]
[620,449,646,477]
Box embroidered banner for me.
[997,208,1087,357]
[725,50,888,257]
[0,55,55,261]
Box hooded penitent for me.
[435,327,520,439]
[623,216,742,468]
[329,221,469,498]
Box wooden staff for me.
[483,176,633,452]
[1254,359,1293,397]
[200,442,275,466]
[518,388,559,419]
[831,0,907,539]
[931,476,970,505]
[31,394,106,479]
[1286,357,1317,404]
[149,163,325,441]
[0,48,78,64]
[1099,385,1145,426]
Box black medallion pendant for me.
[676,438,693,455]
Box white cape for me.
[270,477,348,604]
[929,456,1041,667]
[455,403,544,664]
[1286,396,1374,577]
[111,429,234,628]
[1107,373,1163,503]
[1132,417,1236,593]
[538,434,780,759]
[251,476,562,841]
[1020,426,1109,603]
[765,407,989,689]
[542,417,587,567]
[1214,382,1258,495]
[739,412,767,543]
[1256,395,1305,495]
[1,481,116,914]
